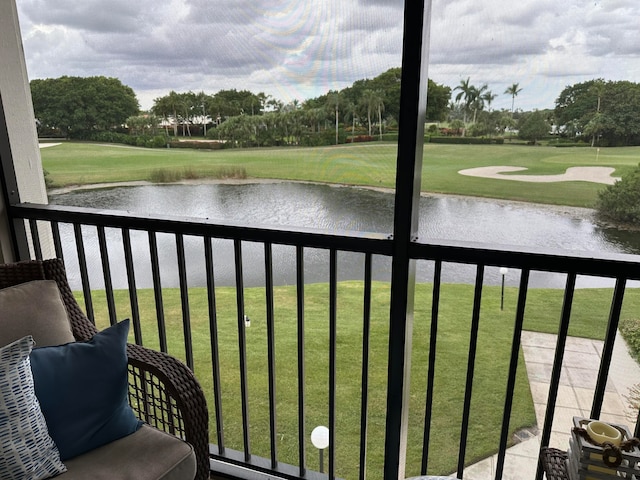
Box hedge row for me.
[168,140,226,150]
[82,131,168,148]
[428,136,505,145]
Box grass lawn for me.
[79,282,640,478]
[43,140,640,476]
[42,142,640,208]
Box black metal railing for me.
[10,202,640,480]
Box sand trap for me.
[39,143,61,148]
[458,166,620,185]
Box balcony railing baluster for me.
[592,277,627,419]
[234,239,251,461]
[359,253,373,480]
[495,268,531,480]
[148,231,168,353]
[176,233,194,370]
[457,264,485,477]
[28,218,42,260]
[97,225,117,326]
[264,242,278,469]
[73,223,95,323]
[535,272,577,480]
[122,228,143,345]
[204,236,225,452]
[51,221,64,261]
[421,259,442,475]
[329,249,338,480]
[295,245,306,478]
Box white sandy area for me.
[458,166,620,185]
[39,143,61,148]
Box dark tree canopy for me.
[518,110,550,144]
[555,79,640,146]
[426,79,452,122]
[30,76,139,136]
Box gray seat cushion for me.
[58,424,196,480]
[0,280,75,348]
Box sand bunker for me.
[458,166,620,185]
[39,143,61,148]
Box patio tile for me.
[562,350,601,369]
[506,436,540,458]
[599,412,634,432]
[548,431,571,450]
[551,406,585,434]
[522,344,555,364]
[564,337,602,355]
[528,381,550,404]
[521,332,557,349]
[600,391,627,415]
[566,367,615,391]
[500,451,538,480]
[555,385,579,408]
[458,455,494,479]
[573,387,594,412]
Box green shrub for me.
[620,317,640,363]
[43,169,56,189]
[380,132,399,141]
[596,163,640,225]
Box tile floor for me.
[458,330,639,480]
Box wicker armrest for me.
[126,343,209,480]
[540,447,569,480]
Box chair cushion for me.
[30,319,142,461]
[0,336,67,480]
[0,280,75,348]
[58,424,196,480]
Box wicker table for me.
[540,447,569,480]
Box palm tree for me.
[360,89,384,138]
[343,102,358,142]
[482,90,497,112]
[469,84,488,124]
[504,83,523,118]
[326,91,342,145]
[454,77,474,124]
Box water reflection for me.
[50,183,640,290]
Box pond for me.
[49,182,640,290]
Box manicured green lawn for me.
[46,140,640,475]
[79,282,640,477]
[42,142,640,207]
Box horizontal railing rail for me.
[9,202,640,480]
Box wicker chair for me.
[540,447,569,480]
[0,258,210,480]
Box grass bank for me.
[79,282,640,478]
[42,142,640,207]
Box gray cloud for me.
[15,0,640,111]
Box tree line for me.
[29,73,640,147]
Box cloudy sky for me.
[15,0,640,112]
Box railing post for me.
[384,0,432,478]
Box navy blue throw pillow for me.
[30,319,142,461]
